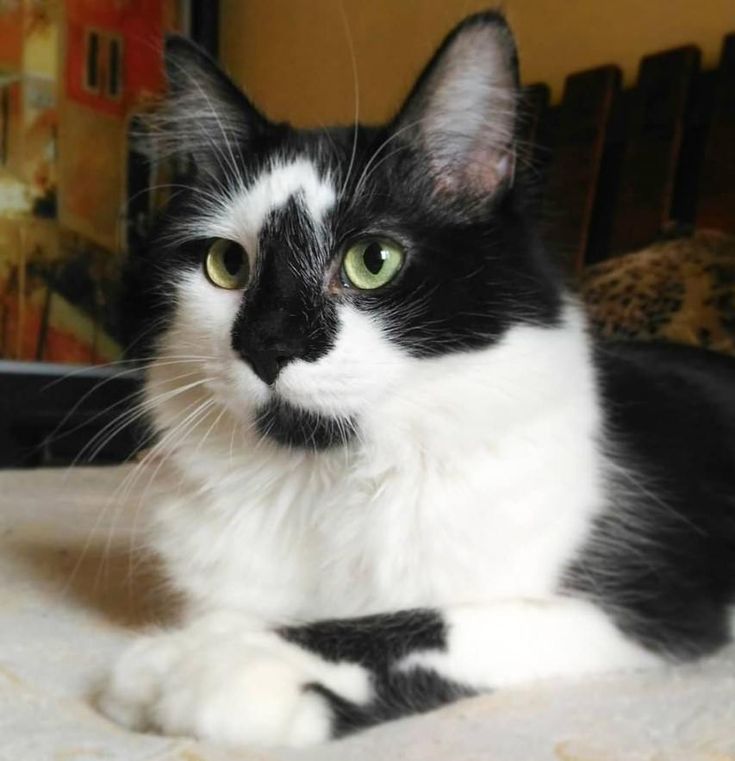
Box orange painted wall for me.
[65,0,165,117]
[0,4,23,68]
[220,0,735,127]
[58,0,181,251]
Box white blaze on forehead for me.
[200,158,336,250]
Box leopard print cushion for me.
[580,230,735,356]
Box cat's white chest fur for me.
[151,308,605,624]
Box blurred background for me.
[222,0,734,123]
[0,0,733,466]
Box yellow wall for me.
[22,9,58,80]
[220,0,734,127]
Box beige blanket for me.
[1,465,733,761]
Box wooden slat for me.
[585,89,629,265]
[668,68,715,232]
[696,34,735,233]
[609,46,700,255]
[543,66,621,271]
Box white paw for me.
[98,615,371,748]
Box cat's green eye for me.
[342,239,404,290]
[204,239,250,290]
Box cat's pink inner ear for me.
[433,144,516,198]
[396,16,519,201]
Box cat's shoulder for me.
[593,339,735,442]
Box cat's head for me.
[134,12,562,451]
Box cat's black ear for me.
[393,12,519,203]
[150,35,268,165]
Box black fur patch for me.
[281,609,447,666]
[564,342,735,659]
[256,398,355,450]
[281,609,473,737]
[231,197,339,380]
[307,669,471,738]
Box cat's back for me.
[594,339,735,538]
[596,339,735,440]
[563,339,735,658]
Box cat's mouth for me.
[255,398,356,450]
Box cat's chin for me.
[255,398,356,451]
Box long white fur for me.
[101,156,659,746]
[398,600,659,689]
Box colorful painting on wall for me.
[0,0,190,364]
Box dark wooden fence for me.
[522,32,735,273]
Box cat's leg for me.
[99,599,660,747]
[282,598,661,736]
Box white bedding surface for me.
[0,465,733,761]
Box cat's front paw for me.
[98,617,370,748]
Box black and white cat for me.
[100,12,735,748]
